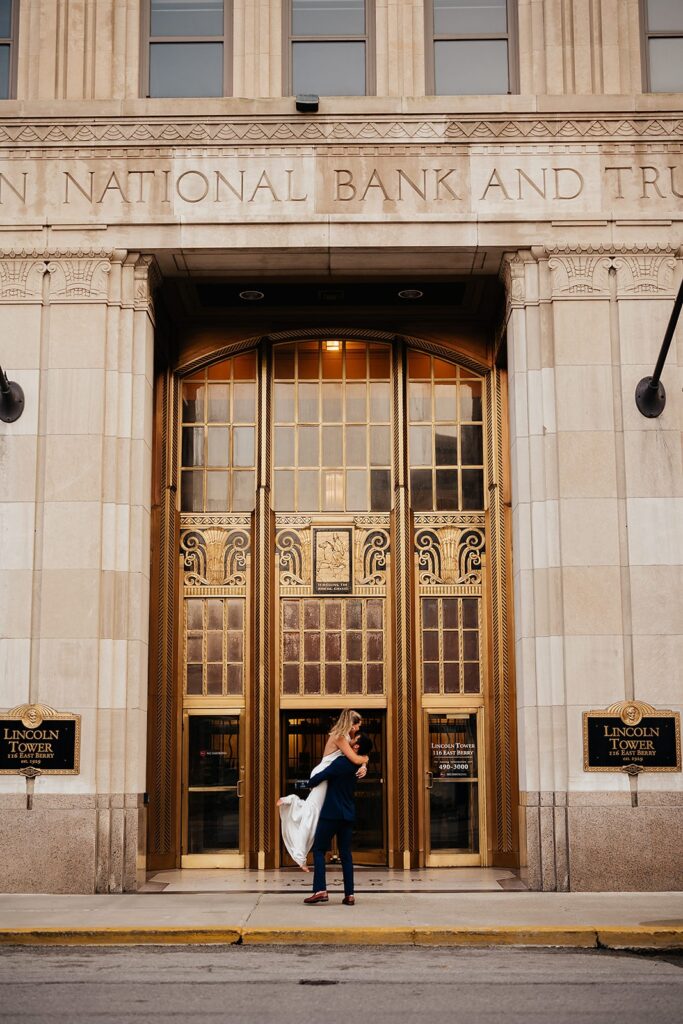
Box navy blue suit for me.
[308,756,360,896]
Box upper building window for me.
[643,0,683,92]
[288,0,372,96]
[145,0,231,97]
[427,0,514,95]
[0,0,16,100]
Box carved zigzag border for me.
[0,113,681,148]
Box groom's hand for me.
[356,764,367,779]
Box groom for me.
[303,733,373,906]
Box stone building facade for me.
[0,0,681,893]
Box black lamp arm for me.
[0,365,25,423]
[635,274,683,418]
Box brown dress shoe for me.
[303,891,329,904]
[342,895,355,905]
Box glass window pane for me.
[433,0,507,34]
[369,345,391,379]
[233,352,256,380]
[346,469,367,510]
[182,426,205,467]
[409,425,432,466]
[369,382,391,420]
[435,426,458,466]
[232,470,255,510]
[346,425,367,466]
[274,470,295,510]
[299,470,319,510]
[408,351,431,378]
[275,383,295,421]
[408,382,431,421]
[207,426,229,467]
[461,424,483,464]
[322,470,344,510]
[275,428,295,467]
[0,1,10,36]
[206,471,228,511]
[322,425,343,465]
[233,426,255,467]
[434,357,457,380]
[0,45,8,100]
[423,663,440,693]
[292,0,365,35]
[370,425,390,465]
[462,468,484,510]
[187,598,204,630]
[292,41,366,96]
[434,384,457,421]
[233,383,255,422]
[182,382,205,422]
[322,382,343,421]
[460,380,483,420]
[462,597,478,629]
[207,384,229,422]
[298,383,319,422]
[370,469,391,511]
[321,345,343,379]
[227,599,243,629]
[345,383,366,422]
[649,37,683,91]
[298,425,320,466]
[436,469,458,510]
[151,0,224,35]
[345,342,367,379]
[298,343,319,379]
[422,598,438,628]
[647,0,683,31]
[434,39,509,95]
[410,468,433,511]
[181,470,204,511]
[149,42,223,98]
[274,345,295,379]
[186,663,203,694]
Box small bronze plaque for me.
[312,527,353,594]
[583,701,681,774]
[0,704,81,776]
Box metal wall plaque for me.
[0,704,81,776]
[312,527,353,594]
[583,701,681,774]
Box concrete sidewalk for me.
[1,884,682,949]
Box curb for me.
[0,926,681,949]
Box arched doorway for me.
[147,332,517,871]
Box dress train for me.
[278,749,343,867]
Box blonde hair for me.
[329,709,362,741]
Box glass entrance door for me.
[280,711,386,865]
[182,712,245,867]
[424,711,483,866]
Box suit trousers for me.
[311,818,354,896]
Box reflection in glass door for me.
[425,712,483,866]
[182,712,244,867]
[280,711,386,865]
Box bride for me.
[278,709,369,871]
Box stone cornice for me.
[0,112,681,149]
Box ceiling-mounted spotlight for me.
[398,289,424,299]
[296,94,319,113]
[239,289,265,301]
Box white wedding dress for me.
[278,749,344,867]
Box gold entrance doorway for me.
[147,328,517,875]
[280,711,387,866]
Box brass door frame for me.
[422,707,488,867]
[181,707,246,868]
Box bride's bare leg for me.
[276,798,285,806]
[299,862,310,872]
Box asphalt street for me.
[0,945,681,1024]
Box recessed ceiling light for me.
[398,289,424,299]
[325,340,341,351]
[239,289,265,301]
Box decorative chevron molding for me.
[0,113,682,149]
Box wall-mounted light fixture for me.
[0,365,24,423]
[324,340,341,351]
[296,94,319,113]
[635,275,683,417]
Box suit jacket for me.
[308,756,360,822]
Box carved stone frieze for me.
[0,254,47,300]
[0,249,132,302]
[276,528,311,588]
[355,528,390,587]
[612,253,678,297]
[46,254,113,300]
[547,253,613,298]
[0,113,681,150]
[133,254,162,318]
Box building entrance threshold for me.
[142,867,527,894]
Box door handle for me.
[236,778,245,798]
[426,771,433,790]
